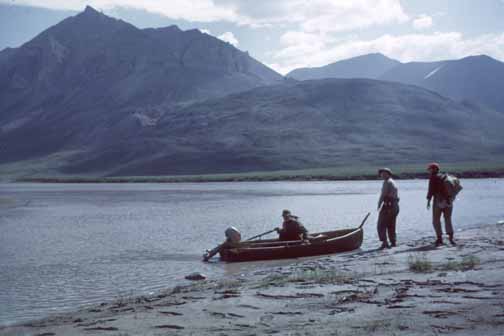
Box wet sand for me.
[2,223,504,336]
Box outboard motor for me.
[225,226,242,244]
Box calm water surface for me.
[1,180,503,325]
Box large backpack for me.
[442,174,463,200]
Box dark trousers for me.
[378,204,399,244]
[433,205,454,238]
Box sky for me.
[1,0,504,74]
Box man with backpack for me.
[426,162,462,246]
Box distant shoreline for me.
[14,169,504,183]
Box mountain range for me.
[287,53,400,81]
[64,78,504,176]
[0,7,503,177]
[288,53,504,113]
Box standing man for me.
[426,162,455,246]
[377,168,400,249]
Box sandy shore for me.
[2,223,504,336]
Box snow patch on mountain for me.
[1,118,31,132]
[424,65,443,79]
[133,113,158,127]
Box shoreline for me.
[2,222,504,335]
[13,170,504,184]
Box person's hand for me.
[426,200,431,210]
[274,227,280,233]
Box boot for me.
[379,241,390,250]
[448,235,456,246]
[390,241,397,248]
[434,238,444,246]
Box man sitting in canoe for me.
[276,209,309,241]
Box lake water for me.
[1,179,503,325]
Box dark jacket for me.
[279,216,308,241]
[427,172,449,202]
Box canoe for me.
[219,227,363,262]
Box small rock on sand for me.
[185,272,206,281]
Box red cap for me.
[427,162,440,170]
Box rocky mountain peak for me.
[71,5,127,28]
[458,54,501,65]
[83,5,101,16]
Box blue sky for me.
[1,0,503,74]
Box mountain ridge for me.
[379,55,504,112]
[288,53,504,112]
[287,53,400,80]
[60,78,504,176]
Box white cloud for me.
[265,63,297,77]
[412,14,433,30]
[296,0,409,33]
[198,29,239,46]
[224,0,409,32]
[1,0,409,31]
[199,29,212,35]
[217,31,239,46]
[272,31,504,74]
[0,0,238,22]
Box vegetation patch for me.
[408,255,433,273]
[12,161,504,183]
[0,197,15,205]
[255,268,353,288]
[440,256,480,271]
[291,268,354,284]
[215,278,243,290]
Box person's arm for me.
[299,222,308,240]
[427,176,435,201]
[378,180,387,210]
[426,176,434,209]
[275,224,285,234]
[390,179,398,200]
[203,243,224,262]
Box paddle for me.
[358,212,371,229]
[245,228,277,241]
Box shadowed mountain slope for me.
[61,79,504,176]
[0,6,282,162]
